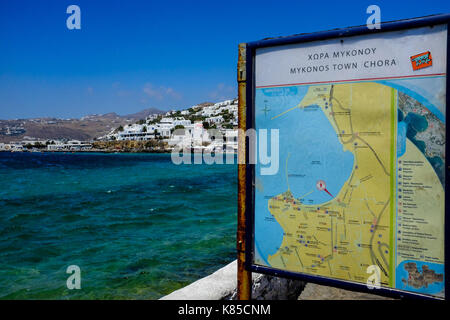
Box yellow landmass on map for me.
[267,83,395,286]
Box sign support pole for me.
[237,43,252,300]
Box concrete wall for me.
[160,260,305,300]
[160,259,393,300]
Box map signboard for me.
[243,15,449,299]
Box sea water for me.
[0,152,237,299]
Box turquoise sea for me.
[0,152,237,299]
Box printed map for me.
[254,80,445,298]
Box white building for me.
[146,114,159,122]
[96,98,238,143]
[153,117,191,138]
[156,118,174,138]
[205,116,224,125]
[47,140,92,151]
[10,144,24,152]
[224,130,238,152]
[200,106,216,117]
[168,122,210,148]
[173,118,191,127]
[202,129,238,153]
[214,100,234,108]
[117,124,156,141]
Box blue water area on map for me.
[403,112,428,159]
[395,260,444,295]
[397,121,407,157]
[376,79,445,123]
[383,79,446,186]
[398,104,445,186]
[254,86,354,265]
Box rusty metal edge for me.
[237,42,252,300]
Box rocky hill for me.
[0,108,164,143]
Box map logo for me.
[410,51,432,71]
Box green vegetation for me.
[92,140,168,153]
[222,113,232,122]
[186,115,206,123]
[24,142,46,149]
[147,116,162,124]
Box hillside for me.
[0,108,164,143]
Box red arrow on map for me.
[316,180,334,198]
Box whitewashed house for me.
[206,115,224,125]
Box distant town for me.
[0,99,238,153]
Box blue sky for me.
[0,0,449,119]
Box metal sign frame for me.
[241,14,450,300]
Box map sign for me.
[251,24,447,299]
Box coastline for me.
[0,149,238,155]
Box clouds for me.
[143,83,182,101]
[208,83,235,101]
[116,90,132,97]
[105,81,184,110]
[92,80,236,113]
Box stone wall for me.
[225,273,305,300]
